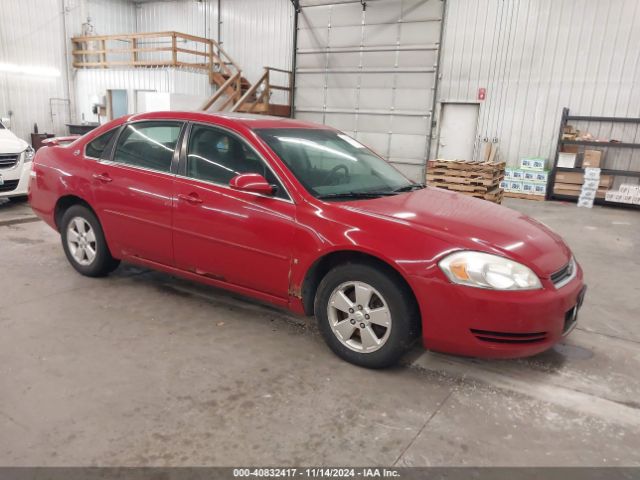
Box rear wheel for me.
[315,263,419,368]
[60,205,119,277]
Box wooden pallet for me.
[428,159,506,172]
[427,173,504,187]
[427,167,503,181]
[429,184,504,203]
[426,158,505,203]
[503,191,546,201]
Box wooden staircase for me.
[70,31,292,117]
[201,41,293,117]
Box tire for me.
[60,204,120,277]
[314,262,419,369]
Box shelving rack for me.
[546,107,640,209]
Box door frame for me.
[434,101,481,161]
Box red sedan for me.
[29,111,586,368]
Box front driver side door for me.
[172,123,296,300]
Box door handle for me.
[92,173,112,183]
[177,193,203,205]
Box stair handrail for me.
[210,39,241,76]
[200,71,241,111]
[231,69,269,112]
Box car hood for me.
[342,187,572,277]
[0,130,28,153]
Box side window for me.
[85,129,117,159]
[112,121,182,173]
[186,124,288,199]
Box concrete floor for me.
[0,196,639,466]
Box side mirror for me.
[229,173,274,196]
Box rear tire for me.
[314,262,419,369]
[60,204,119,277]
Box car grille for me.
[470,328,548,344]
[550,259,575,288]
[0,153,20,169]
[0,179,20,192]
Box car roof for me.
[125,111,330,131]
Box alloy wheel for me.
[66,217,97,266]
[327,281,392,353]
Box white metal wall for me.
[0,0,138,141]
[220,0,295,86]
[0,0,69,141]
[437,0,640,171]
[135,0,217,39]
[294,0,443,182]
[1,0,294,142]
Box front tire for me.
[60,204,119,277]
[314,263,419,368]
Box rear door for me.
[172,122,296,299]
[90,120,184,266]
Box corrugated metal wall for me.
[220,0,294,86]
[1,0,294,142]
[0,0,69,141]
[437,0,640,171]
[0,0,139,141]
[83,0,137,35]
[135,0,217,39]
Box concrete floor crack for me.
[391,390,454,466]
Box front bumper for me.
[410,265,585,358]
[0,156,31,198]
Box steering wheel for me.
[322,164,350,185]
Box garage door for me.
[294,0,443,182]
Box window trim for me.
[99,120,186,175]
[177,121,294,204]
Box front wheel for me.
[60,204,120,277]
[314,263,419,368]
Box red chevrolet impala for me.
[29,111,586,368]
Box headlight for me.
[439,251,542,290]
[24,146,35,162]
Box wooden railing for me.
[231,67,293,115]
[71,31,239,75]
[72,31,293,117]
[199,71,242,111]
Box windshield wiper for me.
[392,183,426,193]
[317,191,398,200]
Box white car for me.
[0,121,34,200]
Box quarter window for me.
[186,124,288,199]
[112,121,183,173]
[85,128,117,159]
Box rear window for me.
[85,129,117,159]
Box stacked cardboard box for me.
[502,157,548,199]
[427,159,505,203]
[553,171,613,199]
[605,184,640,205]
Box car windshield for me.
[255,128,418,199]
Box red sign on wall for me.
[478,88,486,101]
